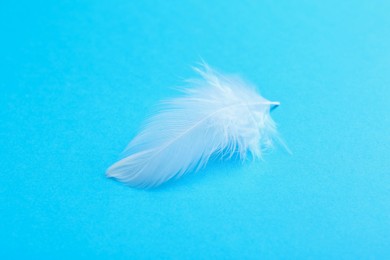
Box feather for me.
[107,64,280,188]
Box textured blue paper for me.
[1,0,389,258]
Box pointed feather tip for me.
[105,164,119,181]
[105,160,128,183]
[105,160,157,188]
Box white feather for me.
[107,65,280,188]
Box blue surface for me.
[1,0,389,258]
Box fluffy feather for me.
[107,65,280,188]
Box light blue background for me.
[1,0,389,258]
